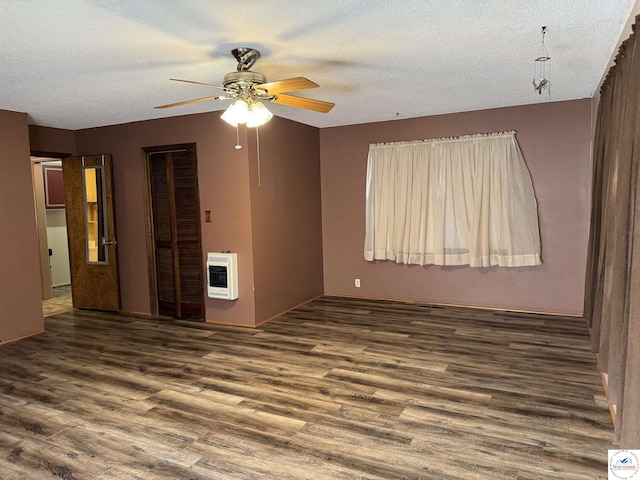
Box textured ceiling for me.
[0,0,635,130]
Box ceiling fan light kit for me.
[221,98,273,128]
[156,47,334,129]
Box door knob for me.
[102,237,117,247]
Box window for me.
[364,131,541,267]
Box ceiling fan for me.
[155,47,335,127]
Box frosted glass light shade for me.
[221,100,249,126]
[220,99,272,128]
[246,101,273,128]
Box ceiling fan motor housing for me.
[223,71,266,89]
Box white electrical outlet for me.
[355,278,361,287]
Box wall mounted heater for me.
[206,252,238,300]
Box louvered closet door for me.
[149,146,204,319]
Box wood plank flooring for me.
[43,285,72,317]
[0,296,614,479]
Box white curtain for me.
[364,131,542,267]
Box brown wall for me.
[0,110,45,343]
[319,99,593,315]
[74,113,257,324]
[29,125,76,155]
[19,99,590,331]
[248,117,324,324]
[71,113,323,326]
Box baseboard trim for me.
[599,370,616,425]
[324,294,582,318]
[0,330,46,346]
[254,295,324,328]
[203,295,324,329]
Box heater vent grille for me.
[206,252,238,300]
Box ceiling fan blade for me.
[256,77,319,95]
[154,95,227,109]
[169,78,226,90]
[270,93,334,113]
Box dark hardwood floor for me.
[0,296,613,479]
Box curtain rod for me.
[371,130,517,148]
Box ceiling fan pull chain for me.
[256,127,261,187]
[235,124,242,150]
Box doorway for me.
[142,144,204,319]
[31,156,73,316]
[32,153,121,315]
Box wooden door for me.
[63,155,120,311]
[146,145,204,319]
